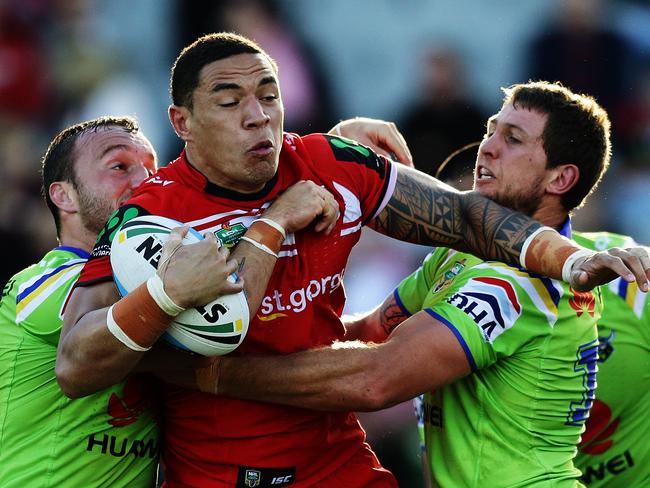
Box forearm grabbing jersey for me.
[77,133,398,487]
[400,221,601,487]
[0,247,160,487]
[571,232,650,488]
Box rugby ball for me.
[110,215,249,356]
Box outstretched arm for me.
[188,309,472,412]
[343,292,407,343]
[372,164,650,291]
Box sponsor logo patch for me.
[569,289,597,317]
[236,466,296,487]
[215,222,247,248]
[446,276,521,342]
[432,259,466,293]
[579,399,621,455]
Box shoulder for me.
[295,132,389,176]
[572,231,639,251]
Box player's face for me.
[474,103,550,217]
[73,127,156,233]
[180,53,284,193]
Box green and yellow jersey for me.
[572,232,650,488]
[400,241,601,487]
[0,247,160,487]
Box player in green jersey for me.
[571,232,649,487]
[432,132,650,488]
[174,81,650,487]
[0,116,162,487]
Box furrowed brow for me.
[100,144,131,159]
[212,83,241,93]
[259,76,278,88]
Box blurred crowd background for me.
[2,0,649,485]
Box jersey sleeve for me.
[394,250,445,316]
[424,263,565,372]
[298,133,397,226]
[77,203,152,287]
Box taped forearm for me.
[521,228,592,281]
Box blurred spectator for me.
[0,122,56,287]
[524,0,632,148]
[175,0,336,134]
[399,45,486,176]
[615,68,650,169]
[47,0,121,123]
[0,1,55,125]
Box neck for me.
[58,223,97,253]
[532,208,570,232]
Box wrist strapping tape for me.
[520,226,554,269]
[107,281,176,351]
[147,274,185,316]
[561,249,595,284]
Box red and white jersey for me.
[78,133,397,487]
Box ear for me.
[49,181,78,214]
[169,105,193,142]
[546,164,580,196]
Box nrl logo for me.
[433,259,466,293]
[244,469,261,487]
[215,223,247,248]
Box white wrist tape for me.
[240,235,278,258]
[147,274,185,316]
[561,249,595,284]
[520,226,555,269]
[256,218,287,239]
[106,305,151,352]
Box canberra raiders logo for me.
[433,259,466,293]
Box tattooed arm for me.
[343,293,407,343]
[370,164,537,264]
[370,164,650,290]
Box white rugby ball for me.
[110,215,249,356]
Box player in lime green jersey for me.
[571,232,650,487]
[175,81,650,487]
[429,127,650,488]
[0,116,161,487]
[398,232,601,486]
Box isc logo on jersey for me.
[446,276,522,342]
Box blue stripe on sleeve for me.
[424,308,478,372]
[393,288,412,317]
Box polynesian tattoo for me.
[371,166,543,266]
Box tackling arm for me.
[212,309,471,411]
[372,164,650,291]
[343,292,408,342]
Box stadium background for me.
[1,0,649,485]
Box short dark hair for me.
[501,81,611,212]
[41,116,140,237]
[170,32,277,110]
